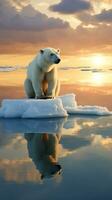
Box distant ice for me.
[0,66,26,72]
[60,66,109,73]
[0,66,19,72]
[0,94,111,118]
[0,65,111,73]
[60,66,91,70]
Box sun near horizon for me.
[0,0,112,87]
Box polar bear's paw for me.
[35,94,54,99]
[35,95,45,99]
[45,96,55,99]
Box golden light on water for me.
[79,54,112,68]
[91,73,105,86]
[0,54,112,87]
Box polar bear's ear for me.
[40,49,44,54]
[57,49,60,53]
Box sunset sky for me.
[0,0,112,66]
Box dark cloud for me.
[0,0,69,31]
[0,0,17,18]
[0,23,112,55]
[49,0,92,14]
[77,9,112,25]
[96,9,112,23]
[0,0,112,56]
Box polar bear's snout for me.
[55,58,61,64]
[50,53,61,64]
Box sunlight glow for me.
[91,54,106,67]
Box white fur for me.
[24,47,61,98]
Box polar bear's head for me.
[40,47,61,65]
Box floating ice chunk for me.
[22,99,67,118]
[60,94,112,116]
[0,98,68,118]
[60,93,77,110]
[0,100,28,118]
[68,105,112,116]
[0,93,111,118]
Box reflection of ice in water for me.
[0,118,66,134]
[0,116,112,183]
[0,115,112,135]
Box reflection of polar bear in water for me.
[24,133,62,179]
[24,47,61,99]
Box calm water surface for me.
[0,116,112,200]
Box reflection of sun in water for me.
[91,73,104,85]
[91,54,106,67]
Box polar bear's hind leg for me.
[24,79,35,98]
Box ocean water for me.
[0,65,112,86]
[0,115,112,200]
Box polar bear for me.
[24,47,61,99]
[24,133,62,179]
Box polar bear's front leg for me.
[32,74,44,98]
[46,69,57,98]
[47,80,57,98]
